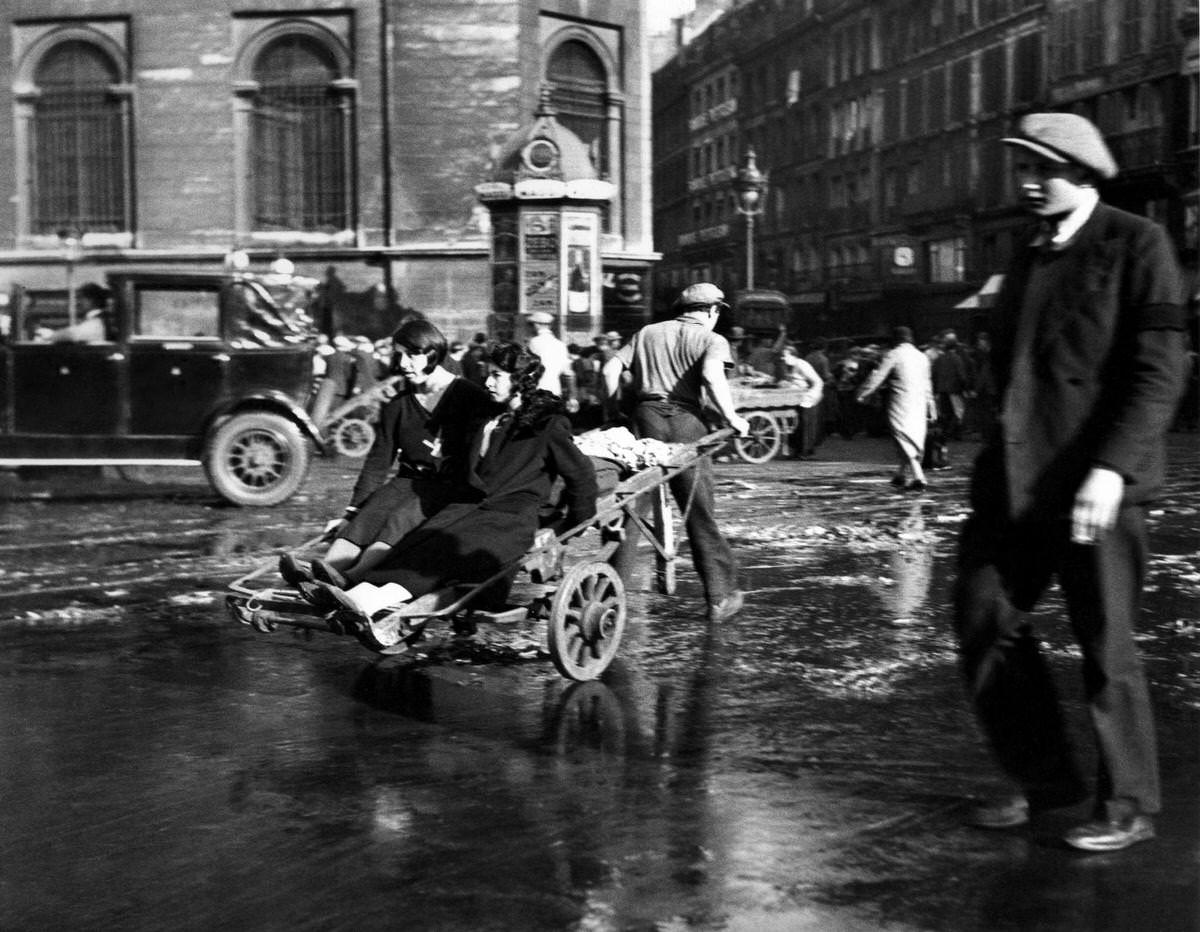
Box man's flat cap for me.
[675,282,729,309]
[1002,112,1118,180]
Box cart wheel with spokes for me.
[547,561,626,681]
[733,410,782,463]
[330,416,375,458]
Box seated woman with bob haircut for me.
[300,341,598,624]
[279,317,489,588]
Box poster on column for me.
[564,211,599,316]
[521,211,560,317]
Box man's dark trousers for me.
[610,400,738,606]
[953,500,1160,819]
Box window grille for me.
[31,40,127,234]
[251,36,347,232]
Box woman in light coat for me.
[856,326,934,490]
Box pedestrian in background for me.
[778,343,824,459]
[855,326,933,491]
[524,310,575,401]
[953,113,1188,852]
[443,340,467,376]
[833,348,865,438]
[964,331,997,439]
[805,337,837,447]
[461,332,490,387]
[603,282,751,622]
[931,330,970,439]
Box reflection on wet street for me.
[1,439,1197,931]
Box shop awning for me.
[955,273,1004,309]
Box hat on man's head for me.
[603,330,621,341]
[1001,112,1118,180]
[526,310,555,325]
[675,282,729,310]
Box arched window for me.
[250,34,348,232]
[31,40,128,234]
[547,39,609,177]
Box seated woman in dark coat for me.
[279,318,489,587]
[302,342,598,622]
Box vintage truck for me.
[0,269,324,506]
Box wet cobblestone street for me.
[1,435,1197,931]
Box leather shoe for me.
[706,589,744,622]
[967,794,1030,829]
[1063,814,1155,852]
[311,558,350,588]
[297,581,339,613]
[278,553,314,587]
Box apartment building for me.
[653,0,1196,337]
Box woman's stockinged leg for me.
[323,539,363,570]
[341,540,395,583]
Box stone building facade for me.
[0,0,657,339]
[653,0,1197,338]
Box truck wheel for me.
[204,411,310,506]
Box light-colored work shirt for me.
[615,315,734,413]
[528,330,572,396]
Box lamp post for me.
[57,225,84,326]
[733,148,767,291]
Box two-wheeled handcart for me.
[226,429,731,681]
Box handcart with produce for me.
[226,427,731,681]
[729,376,810,463]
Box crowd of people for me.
[277,113,1193,858]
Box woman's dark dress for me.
[338,378,489,547]
[361,411,597,599]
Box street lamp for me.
[56,225,84,326]
[733,148,768,290]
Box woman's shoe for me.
[905,479,927,492]
[890,474,907,488]
[311,559,350,589]
[297,581,339,613]
[278,553,314,587]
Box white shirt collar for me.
[1033,188,1100,249]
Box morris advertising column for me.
[475,95,613,345]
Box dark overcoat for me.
[366,411,597,598]
[974,202,1188,520]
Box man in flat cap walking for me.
[953,113,1188,850]
[603,282,751,622]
